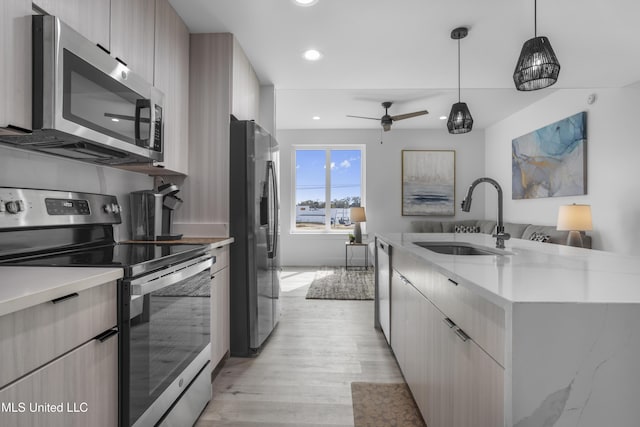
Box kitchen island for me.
[377,232,640,427]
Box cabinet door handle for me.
[443,317,456,328]
[447,278,458,286]
[455,328,470,342]
[94,328,118,343]
[51,292,79,304]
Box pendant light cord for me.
[534,0,537,37]
[457,38,461,102]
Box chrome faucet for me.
[461,177,510,249]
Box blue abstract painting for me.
[512,112,587,199]
[402,150,455,216]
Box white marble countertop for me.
[377,232,640,306]
[0,267,123,317]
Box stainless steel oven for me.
[0,188,214,427]
[122,254,213,427]
[0,15,164,165]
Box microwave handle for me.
[135,98,151,146]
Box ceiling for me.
[169,0,640,131]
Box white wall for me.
[485,87,640,254]
[0,145,153,240]
[277,128,486,266]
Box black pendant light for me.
[447,27,473,134]
[513,0,560,91]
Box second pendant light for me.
[447,27,473,134]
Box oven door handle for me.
[127,255,213,296]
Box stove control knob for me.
[111,203,121,214]
[103,204,113,214]
[0,201,5,213]
[5,200,22,214]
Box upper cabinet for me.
[0,0,32,129]
[232,38,260,121]
[115,0,190,176]
[33,0,110,50]
[110,0,156,83]
[153,0,190,175]
[13,0,189,176]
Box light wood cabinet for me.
[0,281,117,387]
[210,245,230,368]
[0,280,118,427]
[33,0,110,50]
[0,0,32,129]
[425,266,505,366]
[391,248,504,427]
[152,0,190,175]
[231,38,260,121]
[110,0,155,83]
[113,0,190,176]
[0,334,118,427]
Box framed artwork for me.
[512,112,587,199]
[402,150,455,216]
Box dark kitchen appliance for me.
[130,183,183,241]
[0,187,213,427]
[229,119,280,356]
[0,15,164,165]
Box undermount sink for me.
[414,242,510,256]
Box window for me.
[293,145,365,233]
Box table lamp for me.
[557,204,592,247]
[350,207,366,243]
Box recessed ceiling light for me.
[439,116,447,120]
[312,116,320,120]
[303,49,322,61]
[293,0,318,6]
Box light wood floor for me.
[195,267,404,426]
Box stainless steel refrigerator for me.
[229,119,280,357]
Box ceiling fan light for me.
[513,36,560,91]
[447,102,473,134]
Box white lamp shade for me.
[557,204,592,231]
[350,207,366,222]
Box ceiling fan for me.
[347,101,429,131]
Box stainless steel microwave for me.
[0,15,164,165]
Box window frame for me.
[291,144,366,234]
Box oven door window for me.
[62,49,151,147]
[128,269,210,425]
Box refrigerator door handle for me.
[267,160,278,259]
[259,180,268,227]
[271,160,279,259]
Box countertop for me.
[377,232,640,306]
[0,267,123,317]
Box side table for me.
[345,242,368,270]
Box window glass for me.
[330,149,361,230]
[294,146,364,233]
[295,150,326,231]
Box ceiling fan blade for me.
[390,110,429,121]
[383,123,391,132]
[346,115,381,120]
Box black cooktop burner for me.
[0,243,207,278]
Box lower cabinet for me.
[0,335,118,427]
[210,245,230,368]
[0,281,118,427]
[391,267,504,427]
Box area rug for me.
[351,382,426,427]
[305,267,374,300]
